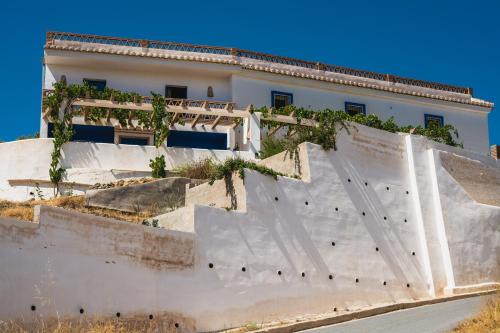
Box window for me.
[119,137,149,146]
[345,102,366,116]
[271,91,293,108]
[165,85,187,99]
[424,114,444,128]
[167,130,227,150]
[83,79,106,92]
[48,123,114,143]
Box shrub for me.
[173,158,217,179]
[149,155,166,178]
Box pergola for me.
[41,92,316,154]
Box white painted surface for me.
[0,139,253,201]
[1,125,497,331]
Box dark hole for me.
[149,314,154,320]
[386,187,390,191]
[355,278,359,283]
[407,283,410,288]
[79,308,84,314]
[116,312,121,318]
[31,305,36,311]
[305,201,308,206]
[208,263,214,269]
[278,270,282,276]
[383,281,387,286]
[275,197,278,201]
[364,182,368,186]
[301,272,306,277]
[404,219,407,223]
[412,252,416,256]
[348,179,351,182]
[175,323,180,328]
[406,191,409,194]
[329,274,333,280]
[335,207,339,211]
[331,241,336,246]
[242,267,246,272]
[375,247,379,251]
[383,217,387,220]
[333,307,337,312]
[362,212,365,216]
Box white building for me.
[42,32,494,155]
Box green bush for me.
[149,155,166,178]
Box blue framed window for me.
[48,123,114,143]
[424,114,444,128]
[83,78,106,92]
[345,102,366,116]
[119,137,150,146]
[271,91,293,108]
[167,130,227,150]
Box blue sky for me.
[1,0,498,144]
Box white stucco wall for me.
[0,139,254,201]
[0,125,497,331]
[231,74,491,154]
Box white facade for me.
[1,125,498,331]
[41,32,493,155]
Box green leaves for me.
[149,155,167,178]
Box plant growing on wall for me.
[149,92,173,178]
[260,106,463,165]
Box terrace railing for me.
[46,32,473,95]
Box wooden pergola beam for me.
[211,116,222,129]
[191,114,201,128]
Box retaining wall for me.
[0,125,498,331]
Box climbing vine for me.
[259,105,463,168]
[208,158,285,210]
[43,81,175,192]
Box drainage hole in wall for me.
[79,308,84,314]
[278,270,282,276]
[375,247,379,252]
[335,207,339,212]
[116,312,121,318]
[412,252,416,256]
[175,323,180,328]
[406,283,410,288]
[302,272,306,278]
[362,212,366,216]
[404,219,407,223]
[275,197,279,201]
[386,187,390,191]
[305,201,309,206]
[333,307,337,312]
[149,314,154,320]
[31,305,36,311]
[329,274,333,280]
[241,267,246,272]
[331,241,336,246]
[348,178,351,182]
[406,191,409,194]
[208,263,214,269]
[383,217,387,220]
[355,278,359,283]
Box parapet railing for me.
[46,32,473,95]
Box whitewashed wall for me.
[0,139,253,201]
[231,74,490,155]
[0,125,497,331]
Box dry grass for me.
[0,196,156,224]
[0,317,177,333]
[172,158,216,180]
[449,295,499,332]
